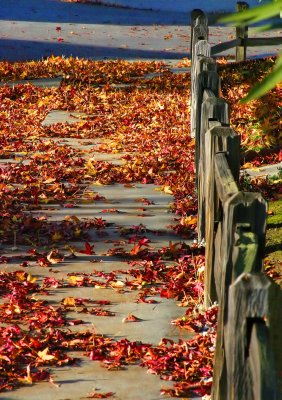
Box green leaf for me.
[241,54,282,102]
[253,21,282,32]
[220,0,282,26]
[220,1,282,102]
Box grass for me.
[265,198,282,279]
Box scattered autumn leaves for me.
[219,57,281,150]
[0,56,280,397]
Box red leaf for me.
[85,392,115,399]
[79,242,95,255]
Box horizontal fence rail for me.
[208,1,282,61]
[211,36,282,58]
[190,3,282,399]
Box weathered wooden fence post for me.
[190,9,207,63]
[225,273,282,400]
[204,126,240,307]
[212,193,267,400]
[190,10,208,66]
[193,56,218,162]
[197,92,229,243]
[190,7,282,400]
[190,11,208,139]
[236,2,249,62]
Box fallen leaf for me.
[110,281,125,289]
[37,347,55,361]
[79,242,95,255]
[122,314,143,323]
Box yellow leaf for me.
[9,304,21,314]
[68,275,84,285]
[110,280,125,289]
[241,162,253,169]
[43,178,56,184]
[74,227,82,238]
[20,71,28,79]
[51,232,63,242]
[163,186,173,195]
[180,215,198,226]
[63,297,76,307]
[187,217,197,225]
[85,159,97,174]
[64,244,77,254]
[0,355,10,362]
[27,274,37,283]
[47,250,64,264]
[37,347,55,361]
[15,271,26,281]
[64,215,80,223]
[38,100,47,108]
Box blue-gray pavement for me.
[0,0,188,24]
[0,0,186,61]
[90,0,265,13]
[0,0,281,62]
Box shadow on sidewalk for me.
[0,38,190,61]
[0,0,188,25]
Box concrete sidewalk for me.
[0,73,202,400]
[0,0,281,62]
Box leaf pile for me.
[0,56,280,397]
[219,56,281,150]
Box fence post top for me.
[236,1,250,9]
[191,9,206,19]
[195,14,208,26]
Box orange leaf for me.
[122,314,143,323]
[18,365,33,384]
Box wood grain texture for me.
[225,273,281,400]
[211,39,240,56]
[194,62,219,167]
[235,2,249,62]
[245,37,282,47]
[198,95,229,242]
[212,193,267,400]
[190,9,207,64]
[189,9,280,400]
[191,13,208,63]
[190,43,213,139]
[214,152,239,203]
[204,127,239,308]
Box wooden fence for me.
[194,1,282,62]
[190,7,282,400]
